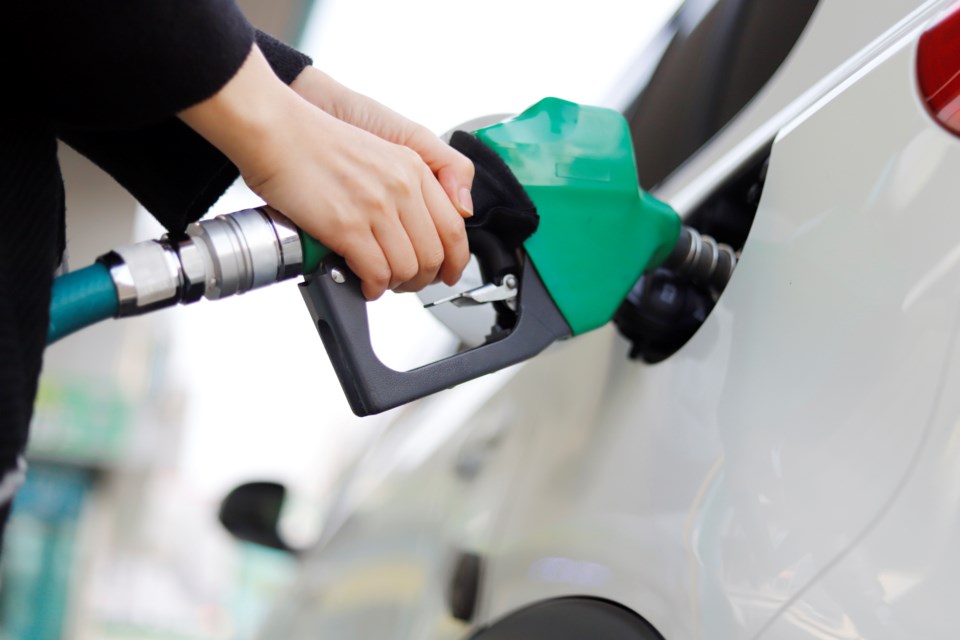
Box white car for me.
[227,0,960,637]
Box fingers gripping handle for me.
[299,257,571,416]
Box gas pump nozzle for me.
[299,98,681,415]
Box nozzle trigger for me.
[424,274,518,309]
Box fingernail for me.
[458,187,474,217]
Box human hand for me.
[247,105,471,299]
[179,47,469,300]
[291,67,476,218]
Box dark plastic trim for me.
[299,257,571,416]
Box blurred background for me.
[1,1,680,638]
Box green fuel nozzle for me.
[301,98,685,415]
[473,98,681,335]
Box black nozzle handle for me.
[299,257,571,416]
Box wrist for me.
[291,66,353,117]
[179,45,299,173]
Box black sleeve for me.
[15,0,255,129]
[254,31,313,85]
[56,30,313,234]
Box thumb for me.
[436,162,475,219]
[393,120,476,218]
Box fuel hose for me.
[47,263,119,344]
[47,207,328,345]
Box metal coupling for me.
[101,207,305,317]
[663,225,738,291]
[184,206,303,300]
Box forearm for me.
[290,67,349,116]
[178,45,299,176]
[60,32,313,233]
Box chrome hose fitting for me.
[184,207,303,300]
[663,225,738,291]
[101,207,304,317]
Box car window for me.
[625,0,820,189]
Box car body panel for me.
[659,0,940,214]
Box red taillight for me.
[918,3,960,135]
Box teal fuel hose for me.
[47,262,119,345]
[47,208,329,345]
